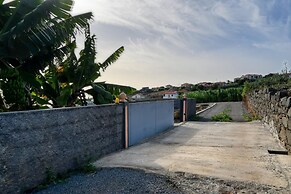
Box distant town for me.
[129,73,274,101]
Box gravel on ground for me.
[33,168,180,194]
[33,167,290,194]
[170,171,290,194]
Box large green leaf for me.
[1,0,72,34]
[94,82,136,96]
[0,0,92,62]
[55,87,72,107]
[99,46,124,71]
[1,0,42,34]
[86,84,113,105]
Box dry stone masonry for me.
[247,88,291,153]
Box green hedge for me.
[186,88,243,103]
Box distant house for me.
[234,74,262,82]
[139,87,151,94]
[163,91,179,99]
[197,82,213,88]
[215,82,227,87]
[181,83,192,88]
[179,89,189,93]
[131,93,146,100]
[151,87,160,92]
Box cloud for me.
[73,0,291,88]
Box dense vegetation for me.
[0,0,134,112]
[248,73,291,91]
[186,73,291,103]
[186,88,243,103]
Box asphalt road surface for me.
[198,101,246,122]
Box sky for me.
[72,0,291,89]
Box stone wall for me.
[247,88,291,153]
[0,104,124,193]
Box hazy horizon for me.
[73,0,291,89]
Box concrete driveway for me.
[94,121,291,189]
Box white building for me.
[131,93,146,100]
[163,91,179,99]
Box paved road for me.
[36,122,291,193]
[95,122,291,190]
[199,102,246,122]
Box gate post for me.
[183,98,187,122]
[124,102,129,149]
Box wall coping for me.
[0,103,122,116]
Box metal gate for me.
[126,100,174,146]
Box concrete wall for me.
[128,100,174,146]
[0,105,124,193]
[247,88,291,153]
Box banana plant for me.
[0,0,93,110]
[0,0,92,68]
[33,27,125,107]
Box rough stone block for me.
[279,127,287,142]
[265,93,270,100]
[288,118,291,130]
[279,90,288,98]
[288,108,291,118]
[287,130,291,145]
[282,117,288,128]
[286,97,291,108]
[268,88,277,95]
[281,97,287,106]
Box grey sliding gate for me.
[128,100,174,146]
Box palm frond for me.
[0,12,92,60]
[1,0,73,35]
[100,46,124,71]
[0,0,19,29]
[94,82,136,95]
[1,0,42,34]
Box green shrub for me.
[211,109,232,122]
[186,88,243,103]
